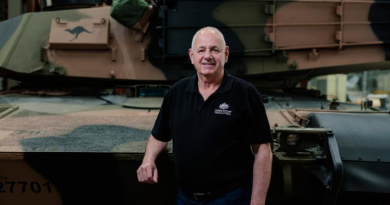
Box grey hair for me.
[191,27,226,50]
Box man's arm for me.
[250,143,272,205]
[137,135,168,184]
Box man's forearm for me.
[137,135,168,183]
[251,143,272,205]
[143,135,168,163]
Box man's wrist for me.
[141,156,156,165]
[142,159,154,164]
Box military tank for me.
[0,0,389,204]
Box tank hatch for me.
[49,18,110,50]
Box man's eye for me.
[198,50,204,53]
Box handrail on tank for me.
[273,127,329,134]
[325,131,344,205]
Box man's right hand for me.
[137,135,167,184]
[137,161,158,184]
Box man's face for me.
[189,30,229,77]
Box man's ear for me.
[225,46,230,63]
[189,48,194,64]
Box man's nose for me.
[204,50,212,60]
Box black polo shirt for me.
[152,71,272,192]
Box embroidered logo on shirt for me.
[215,102,232,115]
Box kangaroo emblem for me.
[65,26,94,41]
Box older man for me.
[137,27,273,205]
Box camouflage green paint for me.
[0,15,22,51]
[0,9,90,73]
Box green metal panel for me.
[0,14,30,68]
[3,9,90,73]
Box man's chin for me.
[199,71,214,77]
[196,67,223,77]
[199,68,217,75]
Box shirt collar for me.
[186,70,233,94]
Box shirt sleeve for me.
[244,87,273,145]
[151,91,173,142]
